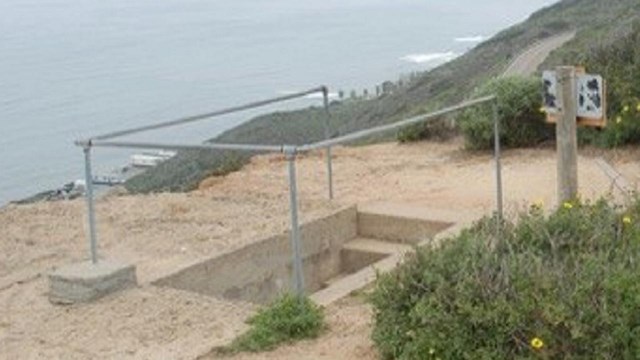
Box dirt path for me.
[502,31,576,76]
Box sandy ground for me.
[1,139,639,359]
[198,295,377,360]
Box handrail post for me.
[492,99,503,237]
[321,87,334,200]
[284,146,305,297]
[82,144,99,264]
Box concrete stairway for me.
[357,202,459,244]
[311,202,477,306]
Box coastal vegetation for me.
[125,0,640,194]
[456,76,552,150]
[216,294,325,355]
[371,197,640,359]
[575,21,640,147]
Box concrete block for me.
[48,260,137,304]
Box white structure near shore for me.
[129,151,176,168]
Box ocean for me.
[0,0,556,205]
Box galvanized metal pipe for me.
[492,99,504,236]
[322,88,334,200]
[83,146,99,264]
[90,87,326,142]
[73,94,498,280]
[300,95,495,152]
[90,140,284,153]
[285,147,305,297]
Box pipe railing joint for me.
[75,139,93,149]
[283,145,298,160]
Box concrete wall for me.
[153,206,358,304]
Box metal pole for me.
[89,139,283,153]
[322,87,334,200]
[285,147,305,297]
[83,146,99,264]
[492,99,503,236]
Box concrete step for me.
[311,253,403,307]
[311,204,483,307]
[342,237,413,255]
[321,272,350,288]
[340,237,410,274]
[357,202,462,244]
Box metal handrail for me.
[298,94,502,240]
[75,86,335,276]
[73,91,502,299]
[90,140,284,153]
[300,95,495,151]
[85,86,327,142]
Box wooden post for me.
[556,66,578,205]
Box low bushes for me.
[457,76,553,150]
[371,198,640,359]
[217,293,325,354]
[577,21,640,148]
[397,116,457,143]
[578,102,640,147]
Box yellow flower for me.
[563,202,573,209]
[623,105,630,113]
[623,216,632,225]
[429,348,435,355]
[636,103,640,112]
[539,106,547,114]
[616,116,623,124]
[530,337,544,349]
[531,199,544,212]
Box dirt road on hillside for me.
[502,32,576,76]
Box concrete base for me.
[48,260,137,305]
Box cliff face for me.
[126,0,640,194]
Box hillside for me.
[4,139,640,359]
[125,0,640,194]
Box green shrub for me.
[605,103,640,146]
[578,102,640,147]
[371,198,640,359]
[397,116,457,143]
[457,76,553,150]
[577,21,640,148]
[124,149,249,193]
[217,293,325,354]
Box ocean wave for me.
[400,51,458,64]
[454,35,485,43]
